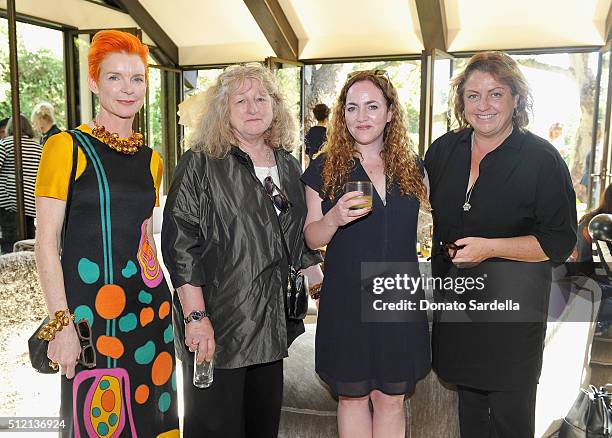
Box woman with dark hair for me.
[574,184,612,264]
[573,184,612,337]
[305,103,330,159]
[302,70,430,438]
[0,114,41,252]
[34,30,179,436]
[424,51,576,437]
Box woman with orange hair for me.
[34,30,179,436]
[301,70,431,438]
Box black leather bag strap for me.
[273,206,295,272]
[60,133,79,254]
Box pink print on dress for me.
[73,368,137,437]
[137,218,162,288]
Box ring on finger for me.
[49,360,59,370]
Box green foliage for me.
[146,68,162,154]
[0,38,66,128]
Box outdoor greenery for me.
[146,67,162,155]
[0,24,66,129]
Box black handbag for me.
[275,210,308,320]
[28,317,56,374]
[27,136,78,374]
[559,385,612,438]
[286,264,309,321]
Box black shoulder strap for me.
[274,205,294,270]
[60,132,79,254]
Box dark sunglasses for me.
[75,319,96,368]
[347,69,389,79]
[263,176,291,213]
[431,242,465,262]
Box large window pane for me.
[304,60,421,148]
[0,19,66,129]
[274,65,302,161]
[180,68,224,151]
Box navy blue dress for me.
[301,154,431,397]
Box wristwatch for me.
[184,310,211,324]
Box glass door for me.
[267,57,304,164]
[419,49,455,155]
[589,42,612,208]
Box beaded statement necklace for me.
[92,122,144,155]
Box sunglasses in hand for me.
[75,319,96,368]
[430,242,466,261]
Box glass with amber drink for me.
[345,181,373,209]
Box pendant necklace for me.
[463,133,477,212]
[463,183,475,211]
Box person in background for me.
[305,103,329,160]
[31,102,62,146]
[548,122,569,164]
[162,63,322,438]
[0,115,42,253]
[302,70,430,438]
[574,184,612,264]
[425,51,576,438]
[34,30,179,436]
[573,183,612,337]
[0,118,8,139]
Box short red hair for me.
[88,30,149,82]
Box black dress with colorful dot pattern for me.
[58,129,179,437]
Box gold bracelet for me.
[37,309,75,342]
[309,283,322,300]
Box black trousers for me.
[182,359,284,438]
[458,384,537,438]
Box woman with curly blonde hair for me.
[163,63,322,438]
[302,70,430,438]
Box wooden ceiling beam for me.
[606,0,612,42]
[243,0,299,61]
[114,0,179,66]
[414,0,447,51]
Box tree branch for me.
[516,59,573,78]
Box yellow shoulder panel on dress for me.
[34,131,87,201]
[150,150,163,207]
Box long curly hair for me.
[320,70,428,207]
[450,51,532,131]
[188,63,298,158]
[580,183,612,226]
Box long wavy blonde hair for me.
[321,70,428,207]
[188,63,298,158]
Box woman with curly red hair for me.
[301,70,430,438]
[34,30,179,436]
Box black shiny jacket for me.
[161,147,322,369]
